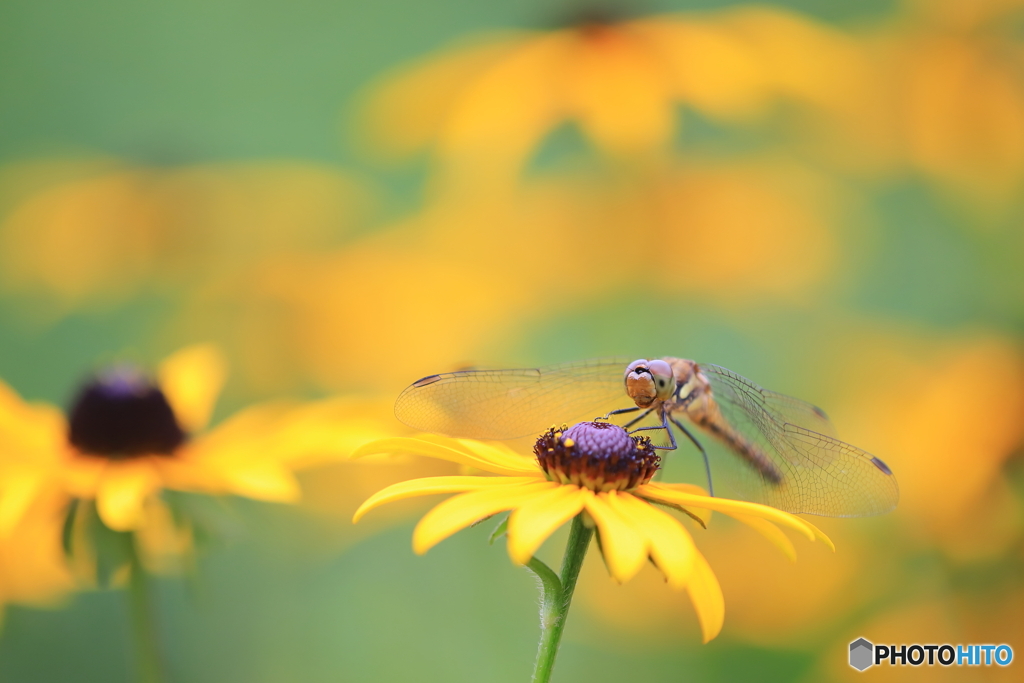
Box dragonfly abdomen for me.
[669,359,784,486]
[693,407,783,485]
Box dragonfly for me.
[394,357,899,517]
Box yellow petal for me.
[441,33,563,163]
[414,435,541,474]
[730,512,797,562]
[637,19,764,119]
[59,453,107,498]
[0,377,22,420]
[452,438,542,473]
[796,516,835,552]
[637,484,821,544]
[649,482,709,496]
[134,495,193,574]
[687,549,725,643]
[638,482,712,524]
[96,462,160,531]
[566,27,674,154]
[0,472,45,537]
[506,485,590,565]
[614,493,696,589]
[413,480,558,554]
[353,475,539,523]
[584,491,648,583]
[0,379,67,456]
[683,504,713,527]
[357,34,524,159]
[158,344,227,432]
[217,462,301,503]
[351,437,541,476]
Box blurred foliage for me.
[0,0,1022,682]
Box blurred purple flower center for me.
[67,366,185,459]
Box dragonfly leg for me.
[623,407,654,429]
[631,411,677,451]
[669,415,715,498]
[595,406,641,422]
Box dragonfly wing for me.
[697,364,837,436]
[777,424,900,517]
[696,364,899,517]
[761,391,838,437]
[394,358,630,440]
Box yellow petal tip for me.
[508,552,529,566]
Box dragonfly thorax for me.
[624,359,677,408]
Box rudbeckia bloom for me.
[0,496,76,623]
[884,0,1024,200]
[357,7,864,182]
[0,344,303,572]
[0,159,372,314]
[353,421,832,642]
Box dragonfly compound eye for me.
[534,421,660,492]
[624,358,650,378]
[624,360,659,407]
[647,359,676,399]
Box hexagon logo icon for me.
[849,638,874,671]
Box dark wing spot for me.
[813,406,829,419]
[412,374,443,388]
[870,456,893,475]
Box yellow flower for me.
[0,159,373,315]
[891,0,1024,199]
[351,422,832,642]
[818,0,1024,202]
[832,329,1024,545]
[356,7,864,184]
[0,344,304,573]
[0,488,75,623]
[175,155,839,395]
[177,226,534,392]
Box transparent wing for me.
[690,364,899,517]
[760,391,838,437]
[394,358,631,439]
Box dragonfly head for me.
[624,359,676,407]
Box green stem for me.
[129,550,166,683]
[525,556,561,633]
[530,514,594,683]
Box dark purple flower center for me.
[534,421,660,492]
[67,366,185,459]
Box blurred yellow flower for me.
[238,395,465,557]
[818,587,1024,683]
[176,223,533,393]
[0,489,75,625]
[356,7,867,185]
[414,157,839,301]
[178,157,838,395]
[833,330,1024,544]
[821,0,1024,201]
[351,423,832,642]
[0,159,373,314]
[608,159,839,300]
[893,0,1024,199]
[0,344,307,573]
